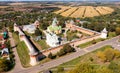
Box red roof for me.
[0,44,6,49]
[0,36,3,40]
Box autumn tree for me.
[115,27,120,35]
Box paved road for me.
[9,36,120,73]
[8,32,24,73]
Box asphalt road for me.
[9,35,120,73]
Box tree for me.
[104,48,115,62]
[9,25,13,32]
[97,51,106,62]
[108,62,120,73]
[67,63,95,73]
[48,52,53,59]
[0,59,11,72]
[113,49,120,58]
[91,39,96,44]
[63,44,75,53]
[57,67,64,72]
[115,27,120,35]
[57,49,66,57]
[34,28,42,36]
[57,44,75,57]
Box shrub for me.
[108,62,120,73]
[57,67,64,72]
[115,27,120,35]
[57,49,66,57]
[96,51,106,62]
[48,52,53,59]
[91,39,96,44]
[113,49,120,58]
[104,48,115,62]
[89,57,94,61]
[0,59,12,72]
[57,44,75,57]
[96,47,120,62]
[67,63,94,73]
[63,44,75,53]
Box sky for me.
[0,0,119,1]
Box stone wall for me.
[42,34,101,56]
[66,23,100,36]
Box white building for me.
[23,20,39,34]
[44,31,60,47]
[100,28,108,39]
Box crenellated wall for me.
[66,23,100,36]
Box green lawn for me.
[37,40,50,50]
[77,38,105,49]
[12,33,30,67]
[17,41,30,67]
[66,31,79,41]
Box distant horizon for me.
[0,0,120,2]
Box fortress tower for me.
[100,28,108,39]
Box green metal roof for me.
[48,25,61,32]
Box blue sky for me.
[0,0,119,1]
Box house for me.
[0,48,10,60]
[3,31,8,39]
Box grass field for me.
[12,33,30,67]
[58,45,113,68]
[37,39,50,50]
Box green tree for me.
[63,44,75,53]
[9,25,13,32]
[67,63,95,73]
[115,27,120,35]
[108,62,120,73]
[0,59,11,72]
[97,51,106,62]
[57,49,66,57]
[34,28,42,36]
[96,67,114,73]
[48,52,53,59]
[104,48,115,62]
